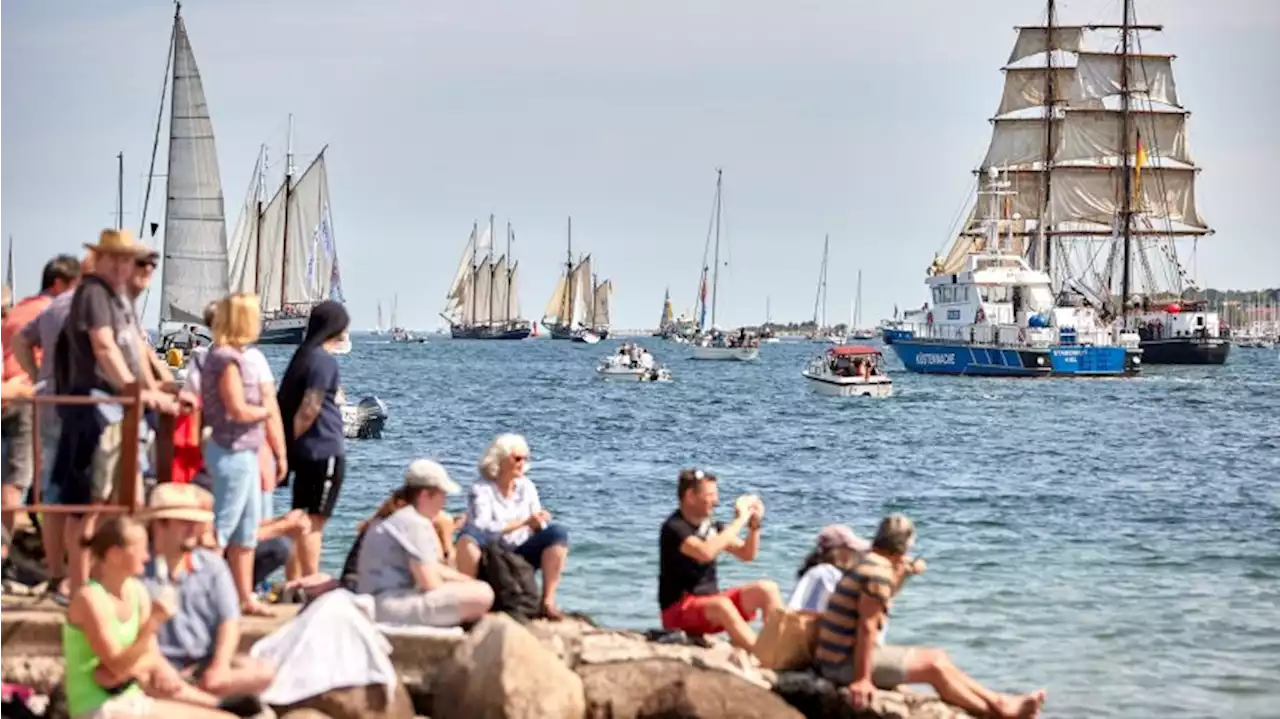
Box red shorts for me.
[661,587,756,636]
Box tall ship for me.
[654,287,696,341]
[541,217,613,341]
[440,216,531,340]
[227,117,345,344]
[139,3,230,349]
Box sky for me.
[3,0,1277,331]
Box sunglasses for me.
[510,454,529,463]
[135,259,157,269]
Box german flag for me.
[1134,129,1149,206]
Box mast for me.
[279,114,294,313]
[855,268,862,329]
[254,144,266,294]
[468,220,477,328]
[1040,0,1057,276]
[563,216,573,327]
[710,168,723,328]
[116,152,124,229]
[506,222,514,323]
[487,214,495,327]
[1119,0,1134,321]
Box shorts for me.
[38,411,62,504]
[457,523,570,571]
[205,442,262,549]
[373,586,462,627]
[818,645,915,689]
[253,535,293,589]
[290,455,345,517]
[1,404,35,491]
[661,586,758,636]
[51,405,109,507]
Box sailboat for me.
[372,299,385,335]
[760,297,780,342]
[141,3,230,348]
[440,216,532,340]
[542,217,613,341]
[849,270,876,340]
[808,235,843,344]
[227,116,345,345]
[690,170,759,361]
[388,293,424,343]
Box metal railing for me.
[1,383,179,518]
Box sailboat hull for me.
[451,323,532,341]
[1138,337,1230,365]
[891,339,1136,377]
[258,315,309,345]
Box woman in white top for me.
[455,433,570,619]
[787,524,869,612]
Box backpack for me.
[476,544,540,623]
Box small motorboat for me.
[391,327,426,344]
[341,395,389,439]
[690,329,760,361]
[803,345,893,398]
[597,344,672,381]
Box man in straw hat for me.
[815,514,1047,718]
[53,229,180,600]
[140,483,276,700]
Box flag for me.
[698,275,708,330]
[1133,129,1149,207]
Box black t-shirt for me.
[56,275,141,394]
[658,511,723,610]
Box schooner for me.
[440,216,532,340]
[935,0,1225,364]
[542,217,613,342]
[141,3,230,349]
[227,117,345,344]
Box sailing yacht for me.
[372,300,385,335]
[542,217,613,341]
[227,118,345,345]
[689,170,759,361]
[849,271,876,340]
[440,217,532,340]
[808,235,844,344]
[143,4,230,348]
[388,293,423,343]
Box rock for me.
[275,683,414,719]
[433,613,586,719]
[0,655,64,693]
[576,630,774,690]
[772,671,975,719]
[579,658,802,719]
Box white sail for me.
[1074,52,1179,108]
[443,227,476,322]
[226,149,263,296]
[570,256,593,327]
[507,263,523,322]
[490,256,509,323]
[159,16,229,323]
[543,275,568,323]
[472,258,492,325]
[1056,110,1191,166]
[592,279,613,327]
[255,183,288,313]
[288,151,336,305]
[1007,26,1084,65]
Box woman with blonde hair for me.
[456,433,570,619]
[201,293,272,616]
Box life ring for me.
[926,311,934,326]
[975,307,986,324]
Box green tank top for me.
[61,580,146,718]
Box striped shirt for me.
[813,553,898,671]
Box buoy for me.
[165,347,183,368]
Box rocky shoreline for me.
[1,601,971,719]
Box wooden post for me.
[117,382,142,512]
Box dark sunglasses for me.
[135,258,157,269]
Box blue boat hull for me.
[257,324,306,345]
[881,328,914,345]
[891,339,1137,376]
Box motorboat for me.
[803,345,893,397]
[690,329,760,361]
[597,344,672,381]
[340,394,389,439]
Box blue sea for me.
[256,337,1280,719]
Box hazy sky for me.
[3,0,1277,330]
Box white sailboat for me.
[543,217,613,342]
[849,270,876,340]
[808,235,844,344]
[372,300,385,335]
[690,170,759,361]
[227,117,345,344]
[143,4,230,349]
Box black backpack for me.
[476,544,540,623]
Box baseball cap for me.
[816,524,870,553]
[404,459,460,494]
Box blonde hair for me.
[213,293,261,347]
[478,433,529,481]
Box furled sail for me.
[159,16,229,323]
[592,280,613,327]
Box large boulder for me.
[433,613,586,719]
[274,683,414,719]
[773,672,974,719]
[579,658,803,719]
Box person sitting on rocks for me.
[355,459,494,626]
[139,484,276,699]
[816,514,1046,718]
[455,433,570,619]
[658,468,782,650]
[788,524,869,612]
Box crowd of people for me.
[0,229,1044,719]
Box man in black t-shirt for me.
[657,468,783,650]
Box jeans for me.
[205,442,261,549]
[458,523,569,571]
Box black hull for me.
[1138,338,1230,365]
[450,324,532,341]
[549,324,610,341]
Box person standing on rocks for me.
[657,468,782,650]
[815,514,1047,718]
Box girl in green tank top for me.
[61,516,235,719]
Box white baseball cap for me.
[403,459,461,495]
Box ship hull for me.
[549,324,610,341]
[881,328,914,345]
[891,339,1138,377]
[1137,337,1229,365]
[450,324,532,341]
[257,316,309,345]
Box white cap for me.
[403,459,461,495]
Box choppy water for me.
[257,337,1280,719]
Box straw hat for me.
[143,483,215,523]
[84,228,154,257]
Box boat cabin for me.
[824,345,885,378]
[1130,299,1223,341]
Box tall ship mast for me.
[933,0,1223,364]
[542,217,612,341]
[440,215,531,340]
[226,116,345,345]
